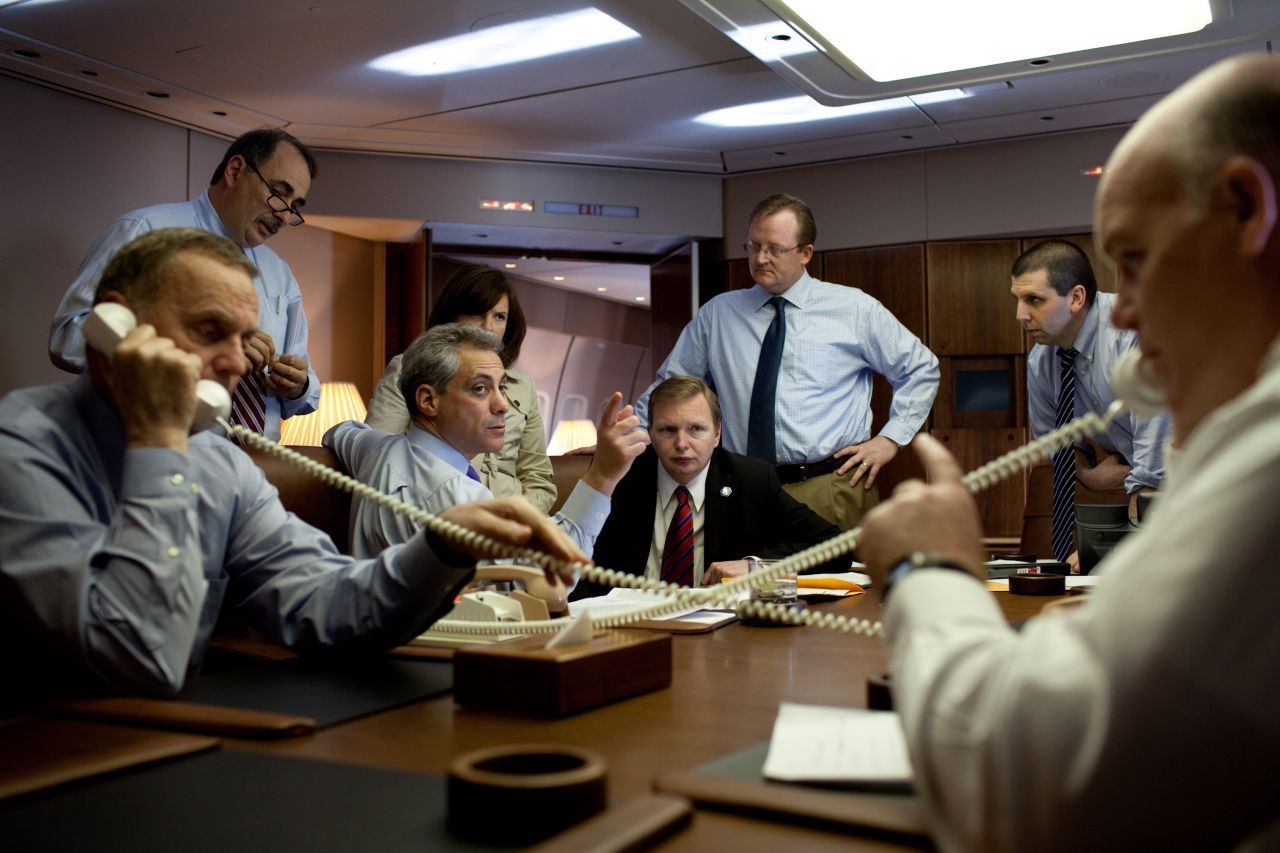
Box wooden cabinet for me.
[926,240,1023,356]
[932,427,1028,539]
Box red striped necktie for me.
[660,485,695,587]
[230,371,268,436]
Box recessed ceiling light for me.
[13,48,41,59]
[596,287,608,292]
[211,110,227,116]
[369,7,639,76]
[145,90,170,99]
[553,275,566,281]
[474,233,488,239]
[79,69,99,77]
[635,296,647,302]
[695,89,967,127]
[773,0,1213,81]
[504,263,517,269]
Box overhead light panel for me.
[696,89,967,127]
[679,0,1275,104]
[775,0,1211,81]
[370,7,640,76]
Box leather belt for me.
[774,455,843,485]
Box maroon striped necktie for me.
[660,486,695,587]
[229,371,268,435]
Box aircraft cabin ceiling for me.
[2,0,1278,175]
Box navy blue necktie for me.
[466,465,482,482]
[1050,348,1079,561]
[747,297,786,463]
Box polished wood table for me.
[222,590,1065,848]
[2,590,1064,850]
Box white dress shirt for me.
[645,463,711,584]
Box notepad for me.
[763,703,913,790]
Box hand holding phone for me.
[84,303,232,437]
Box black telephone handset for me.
[83,303,232,432]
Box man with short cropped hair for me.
[1012,238,1169,567]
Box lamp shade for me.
[279,382,368,446]
[547,418,597,455]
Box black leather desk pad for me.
[183,653,453,728]
[0,748,514,852]
[656,742,931,846]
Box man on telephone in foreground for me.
[0,228,582,700]
[857,54,1280,851]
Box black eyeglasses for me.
[743,240,803,259]
[247,162,305,227]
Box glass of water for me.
[747,556,798,605]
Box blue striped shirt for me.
[1027,291,1169,492]
[637,272,939,464]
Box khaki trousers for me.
[783,472,880,532]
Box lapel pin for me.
[720,486,732,497]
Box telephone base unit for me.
[453,630,672,717]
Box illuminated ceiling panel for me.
[678,0,1280,104]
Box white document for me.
[568,587,742,621]
[763,703,913,788]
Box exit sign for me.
[544,200,638,218]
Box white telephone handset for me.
[1109,347,1167,417]
[83,303,232,432]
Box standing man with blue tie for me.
[1012,240,1168,570]
[49,128,321,440]
[636,194,939,529]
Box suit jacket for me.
[574,446,845,599]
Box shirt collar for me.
[750,269,812,312]
[1068,298,1103,364]
[657,458,710,511]
[408,424,472,475]
[192,190,236,244]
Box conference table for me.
[1,589,1063,850]
[229,589,1058,850]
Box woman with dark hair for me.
[365,264,556,512]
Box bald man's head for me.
[1096,53,1280,442]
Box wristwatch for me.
[883,551,975,600]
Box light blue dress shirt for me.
[636,272,940,464]
[0,377,472,699]
[325,421,611,560]
[48,190,320,440]
[1026,292,1169,493]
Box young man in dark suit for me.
[574,376,846,598]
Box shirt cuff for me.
[884,569,1004,649]
[558,480,612,540]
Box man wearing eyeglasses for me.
[49,128,320,440]
[636,193,939,530]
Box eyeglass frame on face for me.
[245,161,306,227]
[742,240,806,259]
